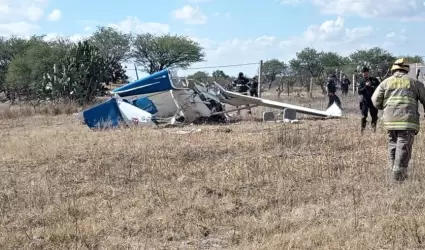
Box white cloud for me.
[303,16,345,41]
[27,6,44,21]
[47,9,61,21]
[386,29,407,40]
[43,16,170,44]
[187,0,211,2]
[0,0,48,22]
[68,34,87,42]
[255,35,275,46]
[178,17,382,77]
[0,0,48,37]
[386,32,395,38]
[171,5,207,24]
[345,26,374,40]
[303,17,374,42]
[303,0,425,21]
[0,21,40,37]
[0,5,10,15]
[109,16,170,34]
[383,29,408,50]
[43,33,88,43]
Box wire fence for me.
[184,62,260,70]
[124,60,424,89]
[3,59,417,82]
[125,62,262,79]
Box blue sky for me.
[2,0,425,80]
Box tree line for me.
[0,26,205,106]
[0,25,422,107]
[188,47,424,96]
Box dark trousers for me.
[327,94,341,109]
[341,85,349,95]
[360,101,378,130]
[249,89,258,97]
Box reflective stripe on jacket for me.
[371,71,425,132]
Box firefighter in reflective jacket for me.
[371,58,425,181]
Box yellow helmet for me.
[391,58,410,72]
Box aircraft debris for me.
[262,111,275,122]
[169,128,202,135]
[77,68,342,130]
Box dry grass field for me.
[2,91,425,249]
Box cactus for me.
[42,40,126,105]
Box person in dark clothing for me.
[358,66,380,133]
[232,72,251,114]
[327,74,342,109]
[340,74,351,96]
[249,76,258,97]
[233,72,250,94]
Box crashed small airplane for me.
[78,68,341,129]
